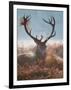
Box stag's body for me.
[21,16,56,60]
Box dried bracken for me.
[17,47,63,80]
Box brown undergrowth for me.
[17,53,63,80]
[17,44,64,80]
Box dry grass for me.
[17,54,63,80]
[17,43,63,80]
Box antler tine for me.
[23,15,25,19]
[48,18,51,24]
[40,35,43,41]
[49,16,56,35]
[43,16,55,26]
[53,31,56,36]
[52,16,55,25]
[35,34,43,41]
[50,16,55,26]
[43,17,54,25]
[23,15,31,21]
[26,15,31,21]
[42,18,49,24]
[42,16,56,44]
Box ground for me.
[17,43,63,80]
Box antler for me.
[43,16,56,44]
[21,15,56,46]
[21,15,45,46]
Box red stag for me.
[21,15,56,60]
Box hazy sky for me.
[17,9,63,45]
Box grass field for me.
[17,43,63,80]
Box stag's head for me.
[20,15,56,60]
